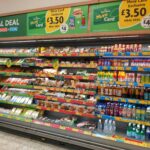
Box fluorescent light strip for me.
[0,40,36,44]
[0,35,145,44]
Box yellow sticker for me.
[60,126,65,130]
[72,128,79,132]
[90,53,95,56]
[46,8,70,33]
[52,59,59,70]
[6,59,12,68]
[84,131,91,135]
[119,0,150,29]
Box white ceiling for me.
[0,0,89,14]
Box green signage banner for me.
[27,5,88,36]
[91,0,150,32]
[0,14,27,37]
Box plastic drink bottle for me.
[132,123,136,138]
[97,119,103,133]
[135,124,141,140]
[103,119,108,135]
[132,105,136,119]
[140,125,146,141]
[146,127,150,140]
[112,121,116,135]
[127,123,132,137]
[108,120,113,136]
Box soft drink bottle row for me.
[95,102,150,121]
[98,85,150,100]
[98,44,143,53]
[98,71,150,83]
[127,123,150,141]
[98,59,150,67]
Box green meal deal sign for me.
[91,0,150,32]
[0,14,27,37]
[27,5,88,36]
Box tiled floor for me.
[0,130,89,150]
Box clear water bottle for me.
[112,121,116,135]
[108,120,113,135]
[97,119,103,133]
[146,127,150,141]
[103,119,109,135]
[140,125,146,141]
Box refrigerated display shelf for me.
[97,114,150,126]
[1,51,149,58]
[98,66,150,72]
[1,93,150,126]
[0,112,149,148]
[34,120,150,148]
[0,100,36,108]
[34,86,96,95]
[38,53,96,57]
[0,83,96,95]
[35,63,97,69]
[60,64,97,69]
[97,95,150,105]
[98,80,150,87]
[15,63,35,67]
[0,72,34,77]
[0,62,97,69]
[34,94,96,106]
[63,75,96,80]
[0,91,34,98]
[92,134,150,148]
[36,106,96,119]
[0,83,33,89]
[0,72,96,81]
[0,54,35,57]
[0,113,32,122]
[97,51,150,57]
[35,74,96,81]
[33,120,92,135]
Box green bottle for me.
[132,123,136,138]
[127,123,132,137]
[135,124,141,140]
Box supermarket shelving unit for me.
[0,35,150,150]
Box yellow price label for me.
[119,0,150,29]
[46,8,70,33]
[84,131,91,135]
[138,67,144,71]
[90,53,95,56]
[142,51,150,56]
[72,128,79,132]
[60,126,65,130]
[113,52,118,56]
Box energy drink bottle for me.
[69,16,75,29]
